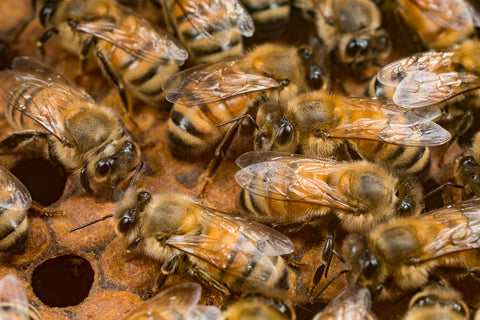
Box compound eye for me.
[96,159,112,177]
[118,216,133,233]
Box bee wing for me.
[314,286,374,320]
[377,51,456,87]
[236,151,318,168]
[409,0,480,31]
[186,305,222,320]
[393,70,480,108]
[0,165,31,211]
[0,57,95,144]
[122,283,202,320]
[0,275,30,320]
[235,155,358,213]
[74,15,188,64]
[163,58,284,105]
[166,205,293,280]
[417,198,480,262]
[326,97,451,147]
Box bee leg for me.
[96,51,129,113]
[0,131,48,152]
[80,37,95,72]
[192,265,231,296]
[36,28,58,56]
[80,167,93,193]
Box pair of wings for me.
[0,165,31,212]
[122,282,220,320]
[235,151,364,213]
[74,4,188,64]
[0,275,42,320]
[0,57,101,146]
[313,286,375,320]
[377,48,480,109]
[159,0,254,47]
[164,202,294,284]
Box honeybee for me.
[122,282,221,320]
[454,131,480,197]
[342,197,480,301]
[241,0,291,39]
[0,165,32,255]
[113,190,296,297]
[219,290,295,320]
[403,285,469,320]
[312,286,376,320]
[253,91,451,177]
[37,0,189,108]
[0,274,43,320]
[385,0,480,50]
[164,43,320,159]
[294,0,390,68]
[236,151,423,233]
[0,57,141,198]
[156,0,254,64]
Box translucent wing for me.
[166,204,293,283]
[235,152,358,212]
[416,198,480,262]
[393,70,480,108]
[0,57,96,144]
[74,11,188,64]
[122,283,203,320]
[186,305,222,320]
[0,165,31,212]
[236,151,314,168]
[409,0,480,31]
[325,97,451,147]
[313,286,375,320]
[163,57,284,105]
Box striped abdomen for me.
[173,0,244,64]
[0,301,43,320]
[167,95,249,158]
[0,199,28,255]
[241,0,291,39]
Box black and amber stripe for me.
[0,301,43,320]
[241,0,290,39]
[0,199,28,254]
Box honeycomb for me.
[0,1,478,319]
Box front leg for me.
[37,28,58,56]
[80,37,95,71]
[80,167,92,193]
[191,265,230,296]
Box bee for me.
[293,0,390,68]
[385,0,480,50]
[0,57,141,198]
[312,286,376,320]
[253,90,451,178]
[454,131,480,198]
[342,197,480,301]
[0,165,32,255]
[36,0,189,108]
[0,274,43,320]
[240,0,291,39]
[156,0,254,64]
[113,190,297,298]
[236,151,423,233]
[164,43,320,159]
[403,285,469,320]
[122,282,221,320]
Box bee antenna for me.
[423,182,463,200]
[129,161,144,189]
[215,114,258,129]
[314,269,349,300]
[68,214,114,233]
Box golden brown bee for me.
[164,43,320,159]
[241,0,291,39]
[294,0,390,67]
[236,151,423,233]
[0,57,141,198]
[37,0,189,108]
[0,165,31,255]
[156,0,254,64]
[342,198,480,301]
[219,290,295,320]
[113,190,296,298]
[386,0,480,50]
[403,285,469,320]
[454,131,480,197]
[312,286,376,320]
[121,282,221,320]
[0,274,43,320]
[254,90,451,177]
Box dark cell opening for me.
[11,158,67,206]
[32,255,94,307]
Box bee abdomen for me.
[0,205,28,254]
[242,0,290,39]
[6,86,45,131]
[0,301,43,320]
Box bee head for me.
[114,189,151,236]
[342,234,379,286]
[339,31,390,64]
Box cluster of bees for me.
[0,0,480,318]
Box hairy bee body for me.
[0,57,141,197]
[241,0,291,39]
[0,166,31,255]
[114,190,297,297]
[38,0,188,107]
[454,131,480,197]
[0,275,43,320]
